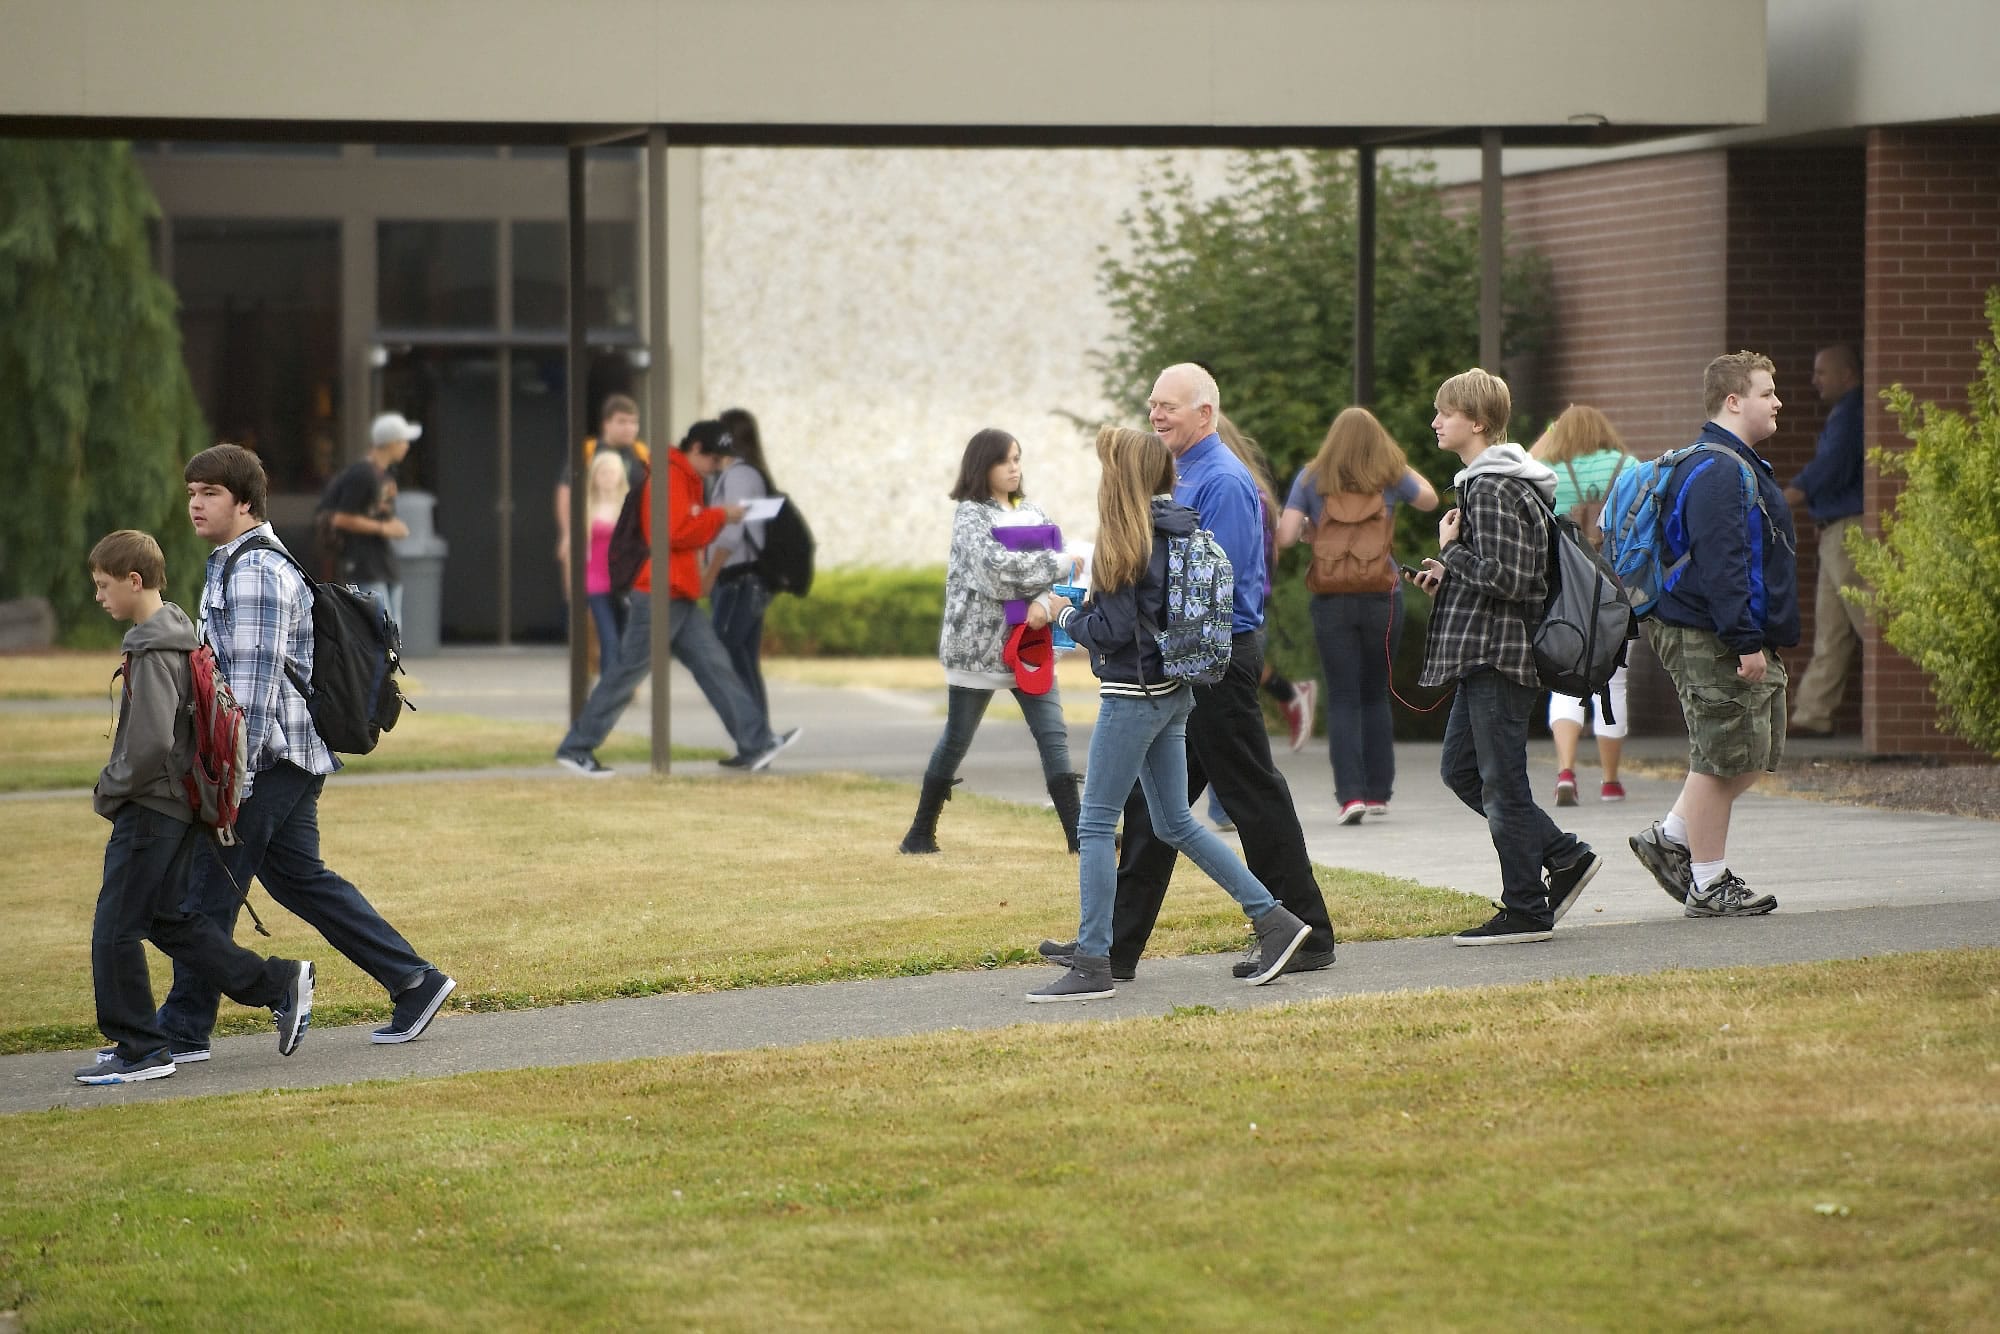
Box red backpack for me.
[120,644,249,845]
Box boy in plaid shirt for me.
[1408,370,1601,944]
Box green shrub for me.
[1846,289,2000,755]
[761,566,946,657]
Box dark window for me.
[373,145,502,159]
[378,221,499,329]
[161,141,342,157]
[512,221,638,333]
[172,219,342,495]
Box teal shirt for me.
[1548,449,1629,513]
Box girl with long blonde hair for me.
[1027,426,1309,1002]
[1529,404,1633,804]
[1275,406,1438,821]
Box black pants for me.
[1110,632,1336,968]
[93,804,293,1060]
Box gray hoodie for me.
[94,602,199,823]
[1453,442,1558,504]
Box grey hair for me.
[1158,362,1220,419]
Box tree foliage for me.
[0,140,209,642]
[1847,289,2000,755]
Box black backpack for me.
[745,466,815,597]
[220,536,413,754]
[1528,495,1636,724]
[606,470,651,596]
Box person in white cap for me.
[321,412,419,626]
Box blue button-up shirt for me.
[1789,386,1864,524]
[1171,433,1266,634]
[200,525,336,797]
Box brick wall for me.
[1862,127,2000,756]
[1725,147,1868,734]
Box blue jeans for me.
[925,684,1072,785]
[588,592,628,680]
[557,593,776,761]
[354,580,404,633]
[158,761,433,1049]
[1311,590,1404,805]
[710,572,772,734]
[1438,669,1587,926]
[1076,686,1278,958]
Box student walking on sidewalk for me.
[1029,427,1310,1001]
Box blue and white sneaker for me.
[76,1050,176,1085]
[370,969,457,1044]
[275,960,315,1056]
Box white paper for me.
[739,496,786,522]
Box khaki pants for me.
[1791,515,1866,731]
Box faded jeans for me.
[924,684,1072,785]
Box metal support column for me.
[1479,129,1503,371]
[1353,145,1377,408]
[645,127,673,773]
[565,147,590,720]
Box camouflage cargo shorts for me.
[1646,621,1788,779]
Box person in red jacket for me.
[555,420,801,776]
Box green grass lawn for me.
[2,949,1993,1330]
[0,774,1483,1053]
[0,707,720,793]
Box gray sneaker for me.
[1036,938,1078,963]
[1241,906,1312,986]
[1026,955,1115,1003]
[1685,870,1778,918]
[1629,822,1693,904]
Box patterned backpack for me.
[1152,529,1235,685]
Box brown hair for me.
[950,428,1023,504]
[1308,407,1408,497]
[1434,367,1512,445]
[1530,404,1629,466]
[719,406,773,485]
[1090,426,1175,594]
[184,443,268,520]
[1703,351,1777,420]
[600,393,640,424]
[89,529,167,589]
[1215,412,1278,514]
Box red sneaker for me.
[1338,800,1367,826]
[1600,780,1626,802]
[1284,680,1317,752]
[1554,769,1578,807]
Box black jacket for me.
[1059,498,1199,693]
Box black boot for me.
[898,775,957,854]
[1047,772,1083,854]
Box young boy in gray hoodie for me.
[79,530,313,1085]
[1407,371,1601,945]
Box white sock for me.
[1690,859,1728,891]
[1662,811,1690,847]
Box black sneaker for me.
[98,1043,208,1065]
[1545,848,1601,924]
[1684,870,1778,918]
[717,754,753,769]
[1629,822,1693,903]
[1453,909,1554,946]
[273,960,315,1056]
[1108,958,1138,982]
[749,727,803,773]
[1231,945,1336,978]
[556,754,615,779]
[76,1049,176,1085]
[370,969,457,1044]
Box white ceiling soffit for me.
[0,0,1764,142]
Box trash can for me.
[389,489,449,658]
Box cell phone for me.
[1398,563,1424,580]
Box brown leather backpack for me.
[1305,490,1398,595]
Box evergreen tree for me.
[0,140,209,642]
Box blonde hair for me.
[1309,407,1408,497]
[1703,350,1777,420]
[89,529,166,589]
[1091,425,1175,594]
[1215,412,1277,514]
[1530,404,1629,466]
[587,448,629,518]
[1434,367,1511,445]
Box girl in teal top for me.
[1529,404,1632,806]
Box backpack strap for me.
[217,533,317,700]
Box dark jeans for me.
[1110,633,1336,968]
[925,683,1072,785]
[557,593,776,762]
[710,571,772,733]
[1310,590,1404,806]
[588,591,628,680]
[94,804,293,1060]
[159,761,433,1049]
[1438,668,1587,926]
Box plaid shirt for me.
[1417,473,1549,689]
[200,525,336,796]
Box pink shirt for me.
[586,515,616,596]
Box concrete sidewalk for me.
[5,646,1995,1115]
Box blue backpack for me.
[1602,443,1766,618]
[1149,529,1235,686]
